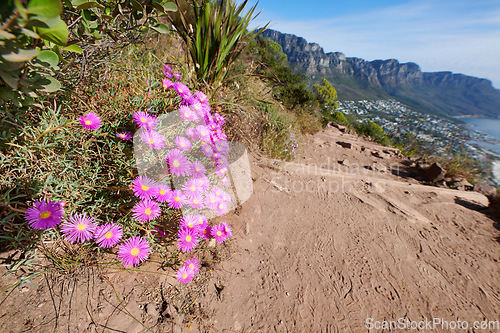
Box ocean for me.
[461,117,500,183]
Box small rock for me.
[371,150,386,159]
[489,192,500,218]
[418,162,446,182]
[336,141,352,149]
[447,178,473,191]
[339,159,350,167]
[208,238,217,248]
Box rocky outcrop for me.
[261,29,500,118]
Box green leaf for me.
[0,71,19,89]
[130,0,144,11]
[150,23,170,34]
[76,1,104,10]
[2,48,39,62]
[162,2,177,12]
[36,19,68,46]
[35,50,59,68]
[63,44,83,53]
[0,61,24,72]
[27,0,62,18]
[37,76,61,92]
[20,28,40,39]
[0,30,16,40]
[28,15,62,28]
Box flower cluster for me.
[26,64,233,283]
[25,199,150,267]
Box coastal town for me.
[336,99,500,183]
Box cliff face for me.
[261,29,500,118]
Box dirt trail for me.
[0,127,498,332]
[196,128,500,332]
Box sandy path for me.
[198,129,500,332]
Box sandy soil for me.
[1,127,499,332]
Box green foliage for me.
[253,36,316,109]
[0,0,176,110]
[314,78,338,109]
[169,0,267,87]
[330,111,349,126]
[259,102,299,161]
[355,120,391,144]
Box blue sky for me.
[247,0,500,88]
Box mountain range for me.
[261,29,500,118]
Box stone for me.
[339,159,350,167]
[418,162,446,182]
[446,178,473,191]
[489,192,500,218]
[371,150,386,159]
[336,141,352,149]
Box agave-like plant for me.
[170,0,268,87]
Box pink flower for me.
[182,178,203,198]
[179,105,199,122]
[176,266,194,284]
[180,214,199,231]
[116,132,132,140]
[190,161,207,178]
[175,136,192,151]
[155,183,172,203]
[79,112,102,130]
[167,190,186,209]
[199,225,212,240]
[185,127,197,139]
[166,149,192,177]
[177,227,199,253]
[133,111,157,129]
[205,191,220,211]
[194,91,208,104]
[25,199,64,230]
[132,176,158,200]
[162,78,174,89]
[132,199,161,223]
[221,221,232,238]
[61,213,97,243]
[140,129,165,150]
[94,223,123,248]
[173,82,191,99]
[187,195,204,209]
[117,236,151,268]
[211,224,227,243]
[184,258,200,274]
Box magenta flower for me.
[196,125,210,142]
[132,199,161,223]
[162,78,174,89]
[194,91,208,104]
[177,227,199,253]
[117,236,151,268]
[94,223,123,248]
[187,195,204,209]
[194,176,210,192]
[216,201,228,215]
[205,192,220,211]
[189,100,204,117]
[211,224,228,243]
[201,144,213,157]
[179,105,199,122]
[132,176,158,200]
[133,111,157,129]
[195,214,207,229]
[61,213,97,243]
[190,161,207,178]
[176,266,194,284]
[155,183,172,203]
[173,82,191,99]
[221,221,232,238]
[116,132,132,141]
[199,225,212,240]
[182,178,203,198]
[180,214,199,230]
[216,166,228,177]
[166,190,186,209]
[173,72,182,81]
[220,176,229,186]
[166,149,192,177]
[184,258,200,274]
[163,64,172,73]
[175,136,192,151]
[185,127,196,139]
[79,112,102,130]
[25,199,64,230]
[154,226,167,238]
[140,129,165,150]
